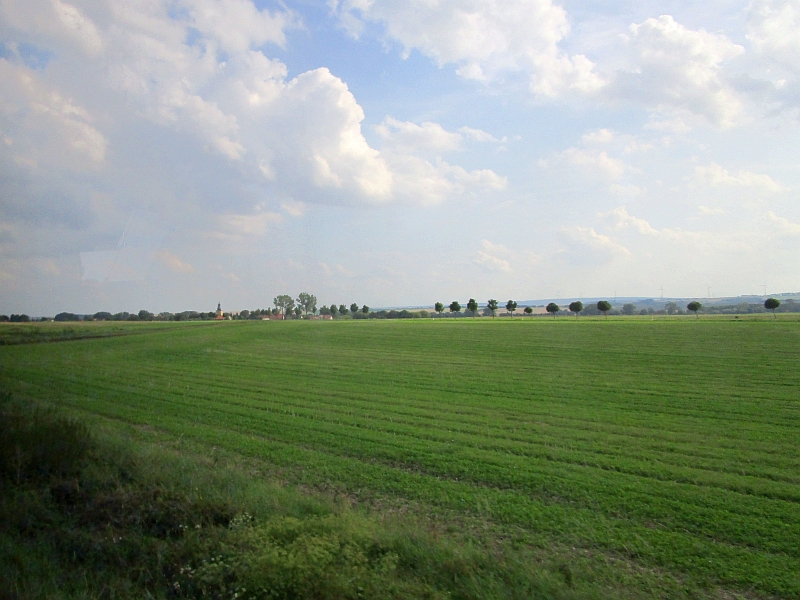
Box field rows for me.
[1,319,799,596]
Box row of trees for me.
[427,298,787,319]
[3,297,790,324]
[0,314,31,322]
[432,299,593,318]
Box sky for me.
[1,0,799,315]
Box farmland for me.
[1,317,799,598]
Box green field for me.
[1,318,799,598]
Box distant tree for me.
[506,300,517,317]
[54,312,80,322]
[765,298,780,318]
[240,310,250,319]
[687,301,702,317]
[0,315,8,322]
[339,304,348,316]
[350,303,359,315]
[319,306,331,316]
[597,300,612,318]
[449,301,461,314]
[568,301,583,317]
[10,314,30,322]
[138,309,154,321]
[361,304,369,315]
[434,302,444,317]
[274,294,294,316]
[297,292,317,316]
[621,303,636,316]
[93,311,112,321]
[524,306,533,316]
[330,304,338,317]
[294,306,302,319]
[546,302,560,317]
[664,301,679,315]
[467,298,478,317]
[487,299,499,318]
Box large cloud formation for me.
[0,0,504,225]
[330,0,604,96]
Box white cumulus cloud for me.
[330,0,604,97]
[695,162,786,192]
[613,15,745,127]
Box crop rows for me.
[1,319,799,596]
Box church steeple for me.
[215,303,223,319]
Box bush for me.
[0,393,93,484]
[179,515,445,600]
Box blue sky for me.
[1,0,799,314]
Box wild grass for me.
[0,393,616,599]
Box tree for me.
[568,301,583,317]
[506,300,517,317]
[765,298,780,318]
[467,298,478,317]
[597,300,612,318]
[339,304,348,316]
[546,302,559,317]
[664,301,679,315]
[350,303,359,315]
[361,304,369,315]
[434,302,444,317]
[687,301,702,318]
[274,294,294,316]
[524,306,533,316]
[621,303,636,316]
[293,306,302,319]
[54,312,80,322]
[297,292,317,316]
[449,301,461,314]
[138,309,154,321]
[487,299,499,318]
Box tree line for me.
[2,297,793,324]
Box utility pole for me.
[659,286,664,300]
[762,283,767,296]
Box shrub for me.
[180,515,444,600]
[0,393,93,484]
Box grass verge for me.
[0,391,637,600]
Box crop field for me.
[1,318,799,598]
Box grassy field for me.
[1,317,799,598]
